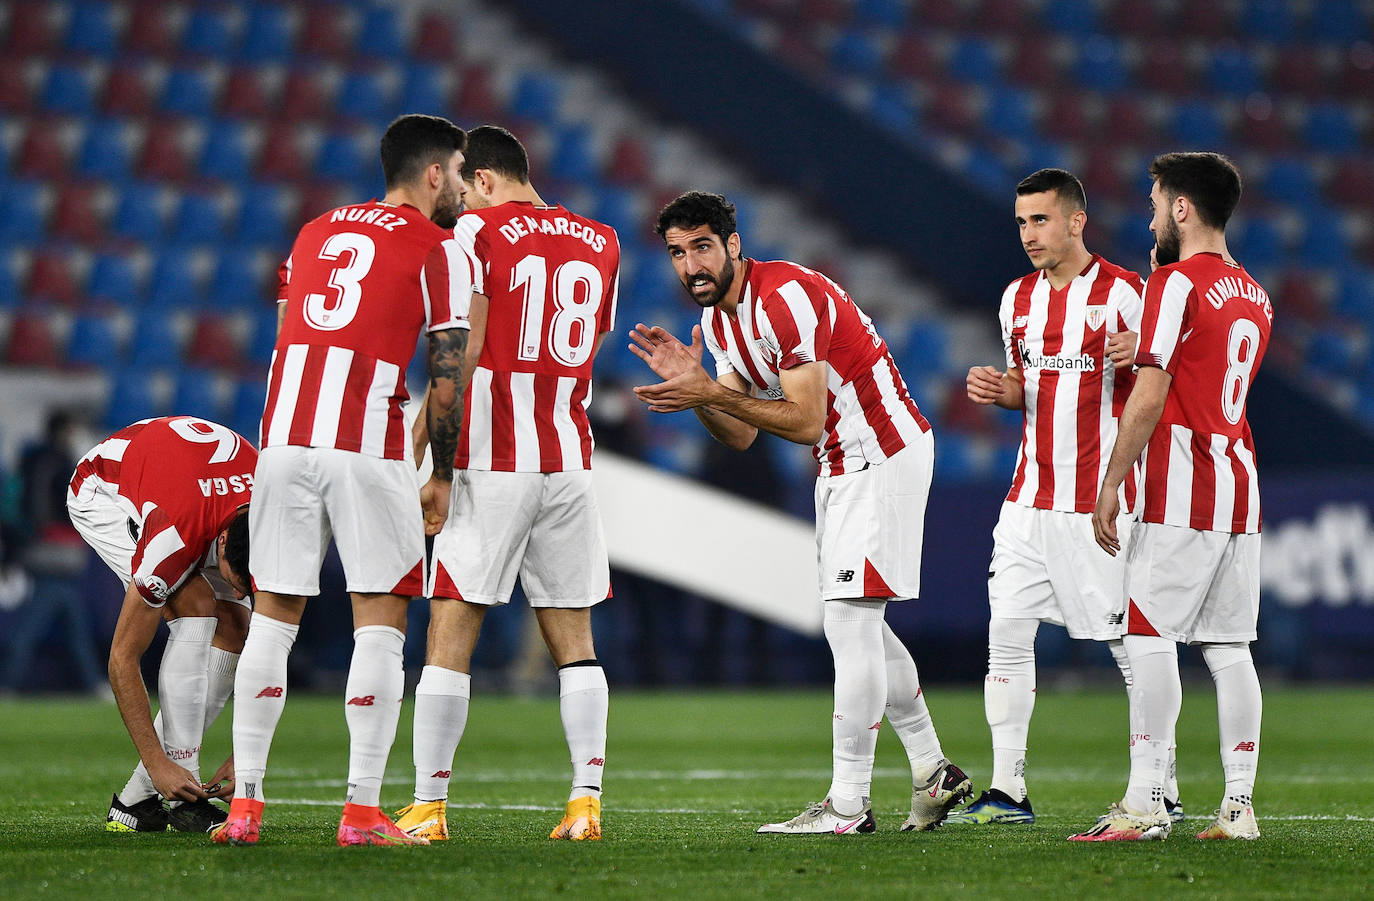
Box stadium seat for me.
[336,68,397,123]
[300,4,357,57]
[1181,2,1236,38]
[4,313,63,367]
[1137,38,1197,95]
[6,4,63,54]
[1303,103,1360,154]
[316,130,370,181]
[1265,158,1319,207]
[239,4,296,62]
[40,63,97,115]
[925,80,979,133]
[76,117,137,180]
[1075,35,1129,94]
[26,250,85,306]
[235,182,296,247]
[1271,46,1330,97]
[983,86,1037,138]
[122,1,184,56]
[1231,217,1286,267]
[509,71,563,124]
[1330,157,1374,213]
[1307,0,1370,41]
[181,6,241,57]
[172,368,228,421]
[160,65,220,118]
[854,0,908,28]
[411,12,458,62]
[245,309,278,366]
[0,58,37,113]
[831,28,885,77]
[1043,0,1099,37]
[87,251,144,305]
[1169,100,1228,148]
[355,5,406,59]
[66,311,124,369]
[1341,48,1374,98]
[549,125,598,185]
[212,246,270,310]
[280,68,337,121]
[229,376,268,441]
[65,0,123,56]
[50,183,108,244]
[0,180,51,245]
[1307,326,1362,377]
[947,36,1001,86]
[456,64,501,120]
[125,310,187,368]
[868,80,919,138]
[256,127,315,182]
[199,119,259,182]
[172,190,230,244]
[296,183,347,225]
[101,62,156,116]
[1334,268,1374,321]
[0,252,22,309]
[13,121,71,180]
[146,248,208,309]
[888,33,944,82]
[221,66,278,118]
[105,367,170,427]
[110,182,168,243]
[188,314,244,369]
[1240,0,1297,43]
[1300,212,1354,268]
[138,119,195,182]
[1207,44,1263,96]
[399,63,453,118]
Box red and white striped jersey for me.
[1135,252,1271,533]
[450,201,620,472]
[68,417,257,608]
[702,259,930,477]
[1001,254,1144,513]
[262,200,470,461]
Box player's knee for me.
[1200,641,1252,677]
[987,617,1037,672]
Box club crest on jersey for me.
[1085,305,1107,331]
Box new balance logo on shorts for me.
[836,569,855,582]
[255,686,283,699]
[346,695,376,706]
[1108,612,1124,625]
[1233,741,1256,752]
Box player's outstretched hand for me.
[203,754,235,799]
[420,475,451,536]
[150,756,208,803]
[1107,330,1138,370]
[966,365,1006,404]
[1092,488,1121,556]
[628,323,703,382]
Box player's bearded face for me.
[432,173,462,229]
[1154,212,1182,267]
[683,250,735,308]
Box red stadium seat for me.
[138,119,194,182]
[1041,88,1095,142]
[50,183,108,244]
[1235,101,1295,153]
[257,127,316,182]
[412,12,459,63]
[295,182,348,228]
[1082,147,1130,203]
[27,251,85,307]
[1137,38,1197,95]
[1103,97,1154,146]
[122,1,184,56]
[888,33,945,83]
[1341,46,1374,98]
[1274,269,1327,324]
[102,62,157,116]
[280,68,336,122]
[973,0,1033,34]
[1272,46,1333,98]
[187,314,243,369]
[0,58,37,113]
[299,4,357,57]
[910,0,969,29]
[13,120,72,180]
[797,0,850,27]
[4,313,63,367]
[221,67,278,118]
[1003,41,1068,91]
[1330,156,1374,214]
[606,136,651,185]
[456,65,500,121]
[925,80,980,133]
[4,4,63,54]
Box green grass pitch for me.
[1,686,1370,899]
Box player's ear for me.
[1071,208,1086,237]
[727,232,741,260]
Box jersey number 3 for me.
[511,254,603,367]
[304,232,376,331]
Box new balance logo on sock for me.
[1233,741,1256,752]
[586,757,605,766]
[347,695,375,706]
[255,687,283,698]
[431,770,451,778]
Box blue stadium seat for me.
[110,182,167,242]
[173,191,229,244]
[239,4,295,62]
[356,5,406,58]
[1264,159,1318,207]
[235,182,292,247]
[76,118,135,180]
[147,249,206,309]
[898,319,950,373]
[337,69,395,123]
[1299,211,1351,268]
[199,120,256,182]
[0,180,49,245]
[40,63,96,114]
[1022,138,1071,174]
[1240,0,1296,43]
[948,36,1002,85]
[868,81,918,138]
[1075,35,1129,93]
[105,367,169,428]
[854,0,908,28]
[87,252,143,304]
[934,432,980,481]
[1170,100,1228,147]
[1231,216,1285,265]
[65,1,122,56]
[212,246,268,310]
[1043,0,1100,37]
[508,72,562,123]
[172,369,227,420]
[1335,268,1374,321]
[66,312,124,368]
[181,7,239,57]
[316,131,370,181]
[961,147,1012,195]
[588,184,641,240]
[246,309,278,366]
[1114,216,1156,263]
[984,86,1037,137]
[126,310,186,368]
[1304,103,1360,154]
[400,63,451,117]
[230,376,268,442]
[0,252,20,308]
[160,66,218,118]
[1306,0,1370,41]
[1307,326,1361,376]
[1207,45,1262,95]
[548,125,597,184]
[831,29,884,77]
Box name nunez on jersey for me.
[327,205,408,232]
[498,212,608,253]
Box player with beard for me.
[630,191,971,834]
[949,169,1186,826]
[1072,152,1271,842]
[215,114,472,847]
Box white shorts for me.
[67,477,249,609]
[249,445,425,597]
[988,502,1131,640]
[1125,521,1261,644]
[814,432,932,602]
[428,468,610,608]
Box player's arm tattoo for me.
[427,327,469,482]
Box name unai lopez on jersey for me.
[499,215,608,253]
[1205,276,1273,320]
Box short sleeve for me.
[769,279,826,370]
[997,281,1019,369]
[275,257,291,304]
[1110,276,1144,333]
[130,506,198,609]
[1136,269,1193,373]
[701,311,734,377]
[421,238,474,332]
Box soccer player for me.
[949,169,1185,825]
[630,191,971,834]
[1071,152,1270,842]
[67,416,254,834]
[397,125,618,843]
[215,114,471,848]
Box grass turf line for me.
[1,687,1371,899]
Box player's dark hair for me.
[460,125,530,184]
[1016,168,1087,212]
[379,114,467,189]
[1149,152,1242,230]
[222,509,250,592]
[655,191,740,248]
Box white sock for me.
[232,613,299,803]
[120,643,238,806]
[823,600,886,815]
[558,662,608,802]
[344,625,406,808]
[881,621,945,784]
[986,617,1038,801]
[1123,634,1179,813]
[412,665,471,802]
[1202,642,1262,806]
[157,616,216,797]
